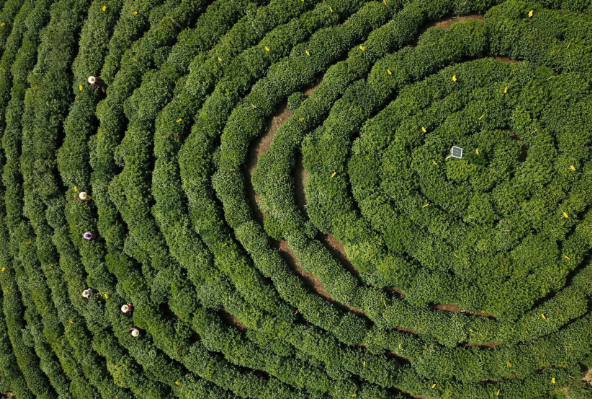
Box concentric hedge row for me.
[0,0,591,397]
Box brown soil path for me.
[435,303,496,319]
[219,307,248,331]
[411,15,485,47]
[244,101,293,223]
[242,80,367,317]
[277,239,366,317]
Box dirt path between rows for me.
[219,307,248,331]
[277,239,366,316]
[244,100,293,223]
[411,15,485,47]
[243,80,367,317]
[435,303,496,319]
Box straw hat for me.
[87,76,96,84]
[79,191,88,200]
[130,329,139,337]
[82,289,91,298]
[121,304,129,313]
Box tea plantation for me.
[0,0,591,397]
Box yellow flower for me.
[541,314,546,319]
[331,172,337,178]
[329,6,333,12]
[570,165,576,171]
[218,56,222,62]
[305,50,310,56]
[528,10,533,17]
[176,118,182,123]
[563,212,569,218]
[431,384,436,389]
[132,11,137,15]
[359,45,365,51]
[504,86,508,93]
[432,160,437,166]
[421,126,426,133]
[387,69,392,75]
[79,85,83,91]
[265,46,270,52]
[102,5,106,11]
[452,75,457,82]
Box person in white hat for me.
[82,288,93,299]
[76,191,91,201]
[88,76,105,91]
[129,327,140,337]
[121,303,133,314]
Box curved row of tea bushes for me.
[208,8,592,398]
[12,0,196,397]
[0,0,590,396]
[55,0,245,396]
[179,0,404,343]
[56,0,342,396]
[150,0,345,320]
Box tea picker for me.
[83,231,99,241]
[76,191,91,201]
[129,327,140,337]
[121,303,133,314]
[82,288,94,299]
[88,76,106,91]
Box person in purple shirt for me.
[83,231,99,241]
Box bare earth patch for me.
[386,286,407,297]
[278,239,366,316]
[219,307,248,331]
[293,153,309,218]
[396,326,419,335]
[244,101,293,223]
[464,342,501,348]
[412,15,485,47]
[316,232,360,277]
[584,369,592,384]
[435,303,496,319]
[494,56,517,63]
[435,14,485,30]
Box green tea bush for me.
[0,0,591,397]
